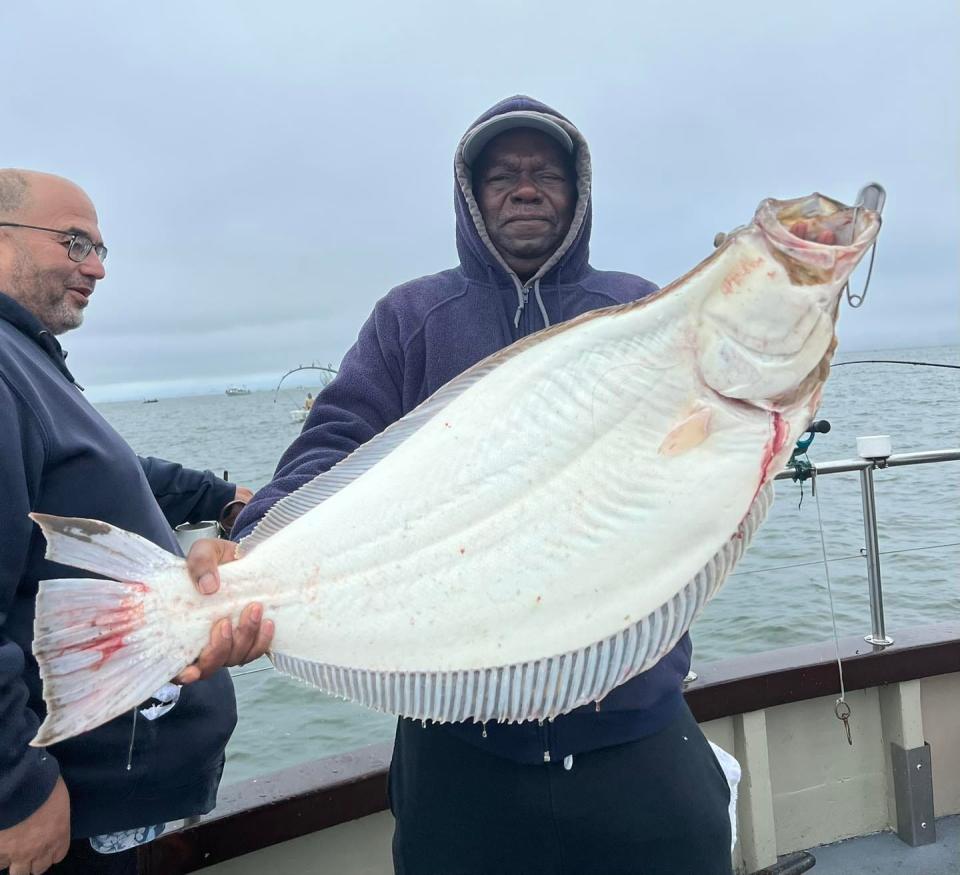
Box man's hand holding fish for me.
[177,539,274,684]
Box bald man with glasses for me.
[0,177,108,336]
[0,170,269,875]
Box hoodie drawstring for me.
[532,278,550,328]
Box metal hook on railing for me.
[844,183,886,308]
[787,420,830,509]
[788,420,831,482]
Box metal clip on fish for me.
[844,183,886,309]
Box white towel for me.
[709,741,741,853]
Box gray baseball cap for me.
[462,110,574,166]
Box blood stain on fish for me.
[721,257,764,295]
[758,412,790,489]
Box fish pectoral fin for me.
[658,404,714,457]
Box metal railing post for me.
[773,446,958,649]
[859,463,894,647]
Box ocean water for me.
[94,345,960,785]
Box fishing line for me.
[810,469,853,745]
[729,541,960,577]
[230,664,276,679]
[832,360,959,370]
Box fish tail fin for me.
[29,514,189,747]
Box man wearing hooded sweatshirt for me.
[211,96,734,874]
[0,169,267,875]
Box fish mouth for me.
[766,193,879,246]
[754,192,881,287]
[781,197,857,243]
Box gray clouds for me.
[2,0,956,400]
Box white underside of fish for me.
[242,299,773,657]
[223,277,780,719]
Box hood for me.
[454,95,592,286]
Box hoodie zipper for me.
[515,278,550,338]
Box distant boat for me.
[225,386,252,396]
[142,398,159,404]
[272,365,336,425]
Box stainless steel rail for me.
[775,446,960,648]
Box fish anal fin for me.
[658,404,714,457]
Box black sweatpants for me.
[0,839,137,875]
[389,701,733,875]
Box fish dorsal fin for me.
[238,323,578,555]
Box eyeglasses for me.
[0,222,108,263]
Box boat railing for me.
[772,444,960,649]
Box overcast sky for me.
[3,1,957,401]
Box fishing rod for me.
[832,359,959,370]
[271,363,338,404]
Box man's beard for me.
[10,255,84,335]
[44,293,85,334]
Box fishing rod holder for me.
[774,444,960,651]
[856,436,894,646]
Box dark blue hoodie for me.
[232,96,691,763]
[0,292,238,837]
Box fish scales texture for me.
[29,192,881,745]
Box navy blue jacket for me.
[0,292,238,837]
[232,96,691,764]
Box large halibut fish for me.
[30,190,881,746]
